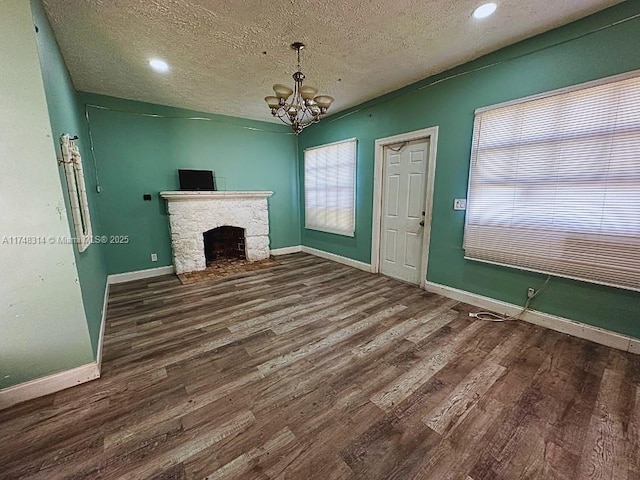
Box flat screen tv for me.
[178,169,216,191]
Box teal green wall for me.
[1,0,94,388]
[32,0,108,357]
[298,2,640,339]
[77,92,300,275]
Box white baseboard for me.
[424,280,639,355]
[629,339,640,355]
[301,246,373,273]
[0,362,100,411]
[270,245,302,256]
[96,281,109,370]
[107,265,175,284]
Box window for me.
[304,138,357,236]
[464,72,640,292]
[60,134,93,252]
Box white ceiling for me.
[42,0,622,123]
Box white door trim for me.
[371,127,439,288]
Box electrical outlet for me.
[527,287,535,298]
[453,199,467,210]
[151,253,158,262]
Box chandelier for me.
[264,42,334,134]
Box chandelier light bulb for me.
[299,85,318,100]
[273,84,293,100]
[313,95,334,109]
[264,96,280,109]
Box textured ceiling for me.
[42,0,622,123]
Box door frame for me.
[371,126,439,288]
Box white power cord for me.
[469,275,551,322]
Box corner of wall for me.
[31,0,110,360]
[0,0,95,390]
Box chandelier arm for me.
[275,113,292,127]
[296,110,308,128]
[300,107,314,126]
[298,121,313,133]
[279,101,292,118]
[275,110,289,121]
[274,106,292,122]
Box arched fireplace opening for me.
[203,226,246,264]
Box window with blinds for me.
[464,72,640,292]
[304,138,357,236]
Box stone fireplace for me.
[160,191,273,274]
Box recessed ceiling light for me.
[149,59,169,73]
[473,2,497,19]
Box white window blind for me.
[464,72,640,292]
[305,138,357,236]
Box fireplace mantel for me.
[160,191,274,274]
[160,191,273,201]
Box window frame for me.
[463,69,640,292]
[304,137,357,237]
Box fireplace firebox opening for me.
[203,226,246,264]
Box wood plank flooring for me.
[1,253,638,479]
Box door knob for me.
[419,220,425,227]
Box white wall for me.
[0,0,93,387]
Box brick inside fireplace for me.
[203,226,246,264]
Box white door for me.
[380,139,429,284]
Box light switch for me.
[454,199,467,210]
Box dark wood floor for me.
[1,253,638,479]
